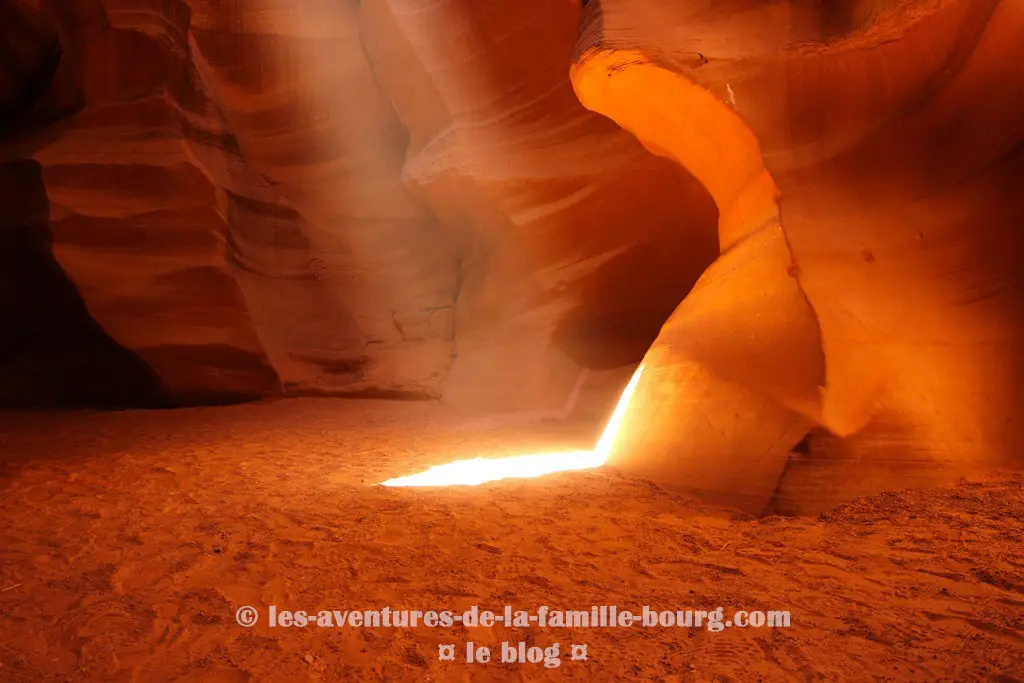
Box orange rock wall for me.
[578,0,1024,512]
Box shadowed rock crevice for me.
[0,2,84,163]
[0,1,63,127]
[550,172,720,370]
[0,159,168,409]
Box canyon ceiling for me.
[1,0,1021,512]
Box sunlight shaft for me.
[378,364,645,487]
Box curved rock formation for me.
[3,0,281,404]
[2,0,716,410]
[358,0,719,413]
[579,0,1024,512]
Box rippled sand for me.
[1,399,1021,682]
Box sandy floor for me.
[0,398,1021,682]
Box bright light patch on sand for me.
[379,364,645,487]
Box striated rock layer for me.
[578,0,1024,512]
[1,0,715,409]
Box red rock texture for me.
[1,0,715,410]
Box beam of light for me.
[378,363,645,487]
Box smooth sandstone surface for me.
[576,0,1024,511]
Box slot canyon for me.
[0,0,1021,679]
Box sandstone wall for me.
[1,0,717,412]
[575,0,1024,512]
